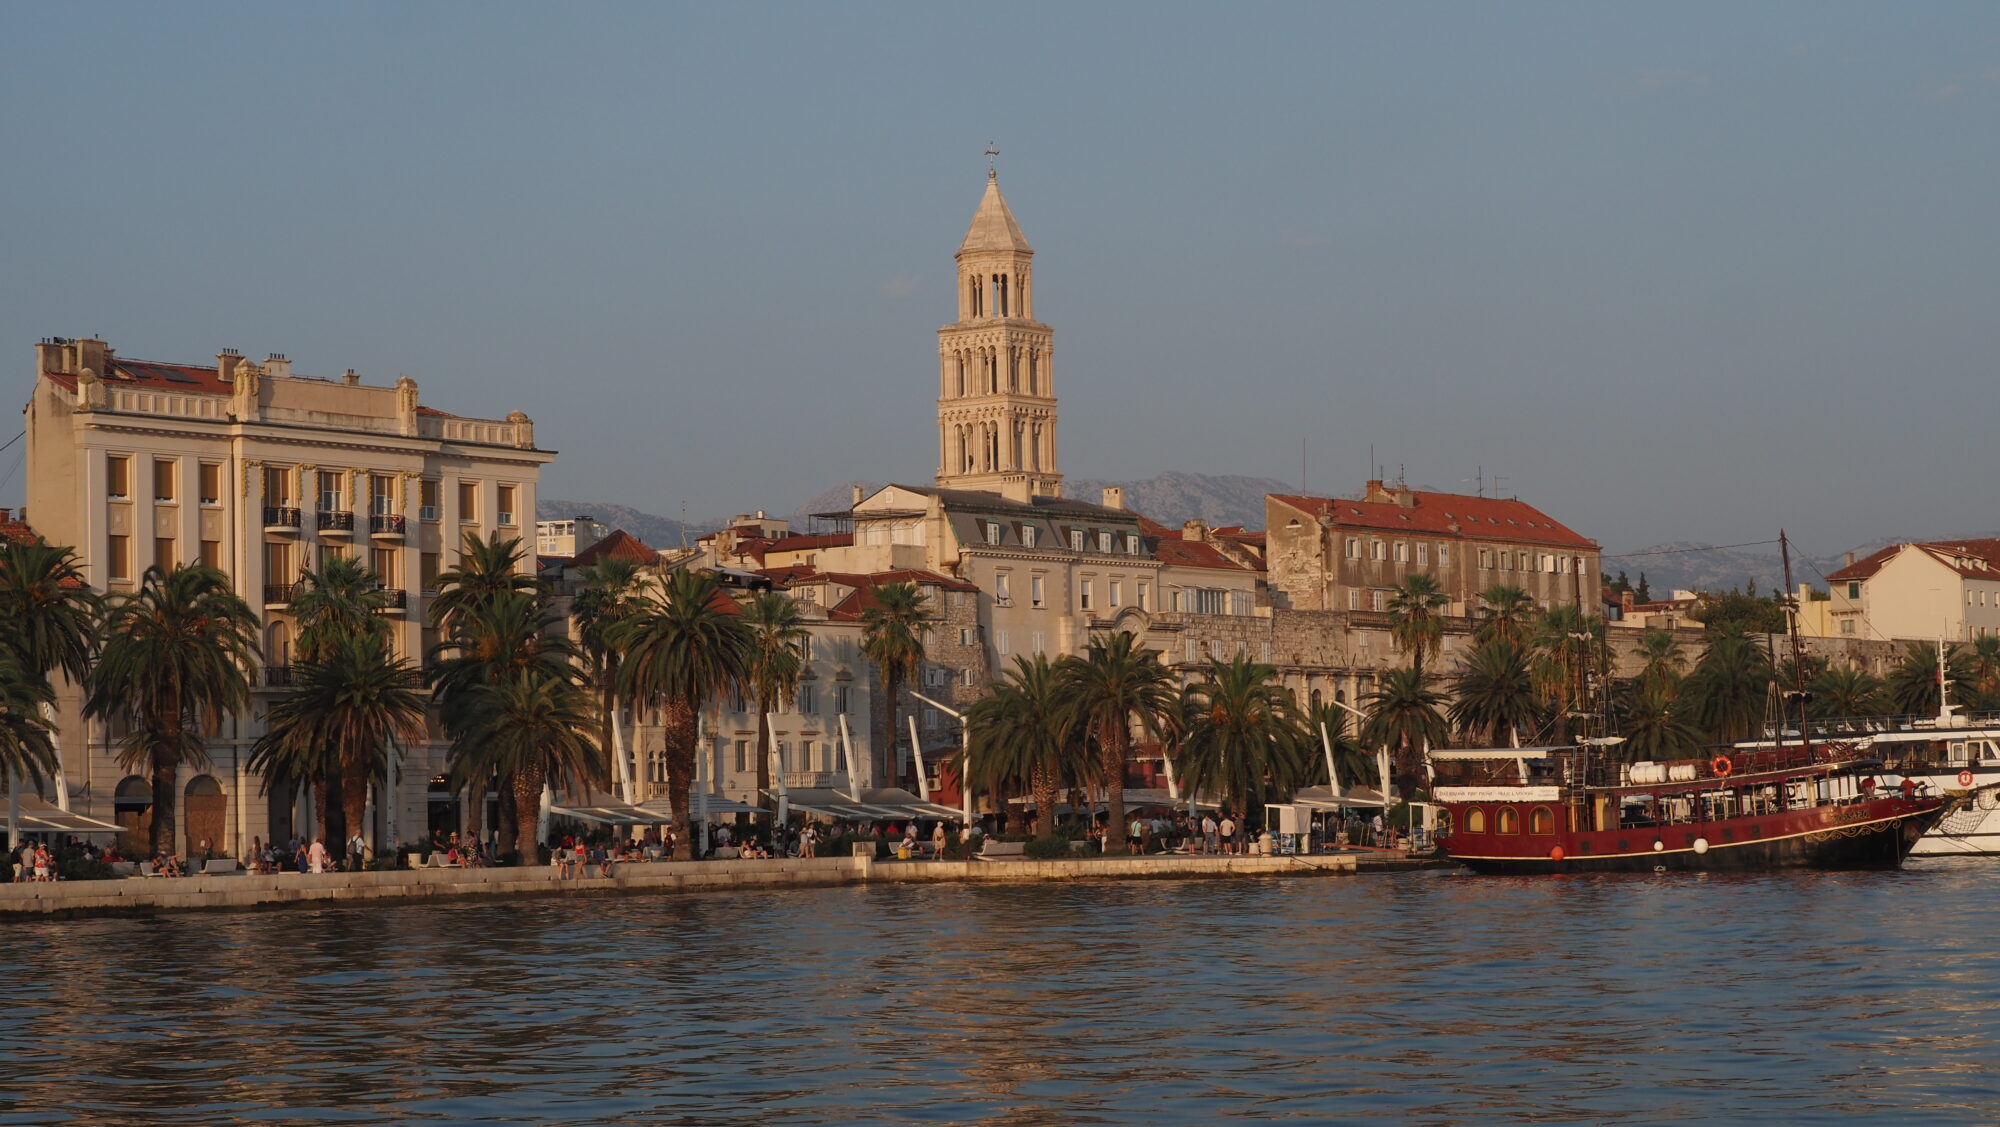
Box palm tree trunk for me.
[496,770,518,856]
[881,670,900,787]
[665,698,697,861]
[1031,764,1058,838]
[317,765,345,853]
[755,690,772,812]
[149,742,177,859]
[465,772,485,843]
[1101,722,1128,854]
[340,758,370,863]
[512,763,544,863]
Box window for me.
[153,459,177,502]
[1097,531,1113,553]
[420,479,440,521]
[1138,582,1151,611]
[1848,581,1861,599]
[1345,537,1361,559]
[199,540,222,570]
[1841,619,1855,635]
[996,629,1009,654]
[1530,807,1555,834]
[834,685,850,714]
[1438,545,1449,567]
[265,541,292,583]
[1109,580,1121,608]
[959,627,974,646]
[799,636,812,663]
[734,740,748,774]
[419,552,440,593]
[1478,547,1492,569]
[371,475,396,516]
[264,465,293,504]
[107,455,131,499]
[798,684,817,714]
[1371,590,1386,612]
[107,535,132,581]
[198,463,222,505]
[1172,589,1185,612]
[371,547,397,581]
[1031,630,1044,654]
[1021,526,1037,548]
[497,484,517,526]
[1557,555,1571,575]
[1185,638,1198,662]
[1497,808,1520,834]
[457,481,478,521]
[317,470,344,512]
[1416,543,1428,566]
[984,521,1002,545]
[1466,808,1488,833]
[1030,574,1044,607]
[1193,588,1226,614]
[1348,589,1361,610]
[154,538,176,570]
[1069,529,1084,552]
[1128,534,1142,556]
[1393,542,1408,563]
[1370,540,1386,561]
[995,572,1011,601]
[1080,581,1093,611]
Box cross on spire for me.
[984,140,1000,178]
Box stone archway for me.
[113,775,152,856]
[184,775,226,859]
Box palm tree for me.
[860,581,931,786]
[963,655,1073,836]
[1360,667,1449,801]
[428,530,540,634]
[1681,632,1772,744]
[1532,603,1606,742]
[1174,656,1309,824]
[1632,628,1686,696]
[612,569,753,860]
[1059,631,1177,853]
[250,632,427,853]
[447,667,603,861]
[1387,573,1450,676]
[1303,700,1374,792]
[86,565,260,857]
[290,555,392,663]
[1617,686,1703,762]
[0,541,99,802]
[1884,641,1970,716]
[1809,664,1883,719]
[744,591,810,809]
[572,557,646,801]
[1474,585,1536,647]
[1966,635,2000,710]
[1449,639,1539,746]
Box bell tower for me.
[936,164,1060,501]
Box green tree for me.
[1532,603,1608,741]
[290,555,392,662]
[1059,631,1178,853]
[744,591,810,809]
[1473,585,1536,647]
[447,668,603,861]
[572,557,647,800]
[962,654,1075,836]
[87,565,260,857]
[1884,641,1970,716]
[1965,635,2000,710]
[0,648,58,791]
[250,632,427,853]
[1174,655,1309,823]
[860,581,932,786]
[428,531,541,634]
[612,569,753,860]
[1616,686,1703,762]
[0,541,99,797]
[1690,587,1786,635]
[1682,632,1772,743]
[1302,700,1374,792]
[1387,573,1450,676]
[1361,666,1449,801]
[1808,664,1883,719]
[1449,639,1539,746]
[1632,628,1686,696]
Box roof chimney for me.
[1101,486,1123,510]
[342,368,361,386]
[1844,551,1855,566]
[851,485,864,506]
[1364,479,1391,503]
[1183,518,1208,542]
[216,348,241,383]
[264,353,291,379]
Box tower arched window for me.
[956,352,967,397]
[1027,349,1037,395]
[997,274,1009,317]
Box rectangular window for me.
[153,459,177,502]
[314,471,341,512]
[497,484,517,526]
[959,627,974,646]
[420,479,441,521]
[1098,531,1113,553]
[799,636,813,663]
[371,475,396,516]
[995,572,1011,601]
[835,685,850,714]
[1109,580,1121,608]
[1438,545,1449,567]
[1842,619,1855,634]
[1138,582,1151,611]
[1185,638,1198,663]
[457,481,478,522]
[154,537,176,570]
[107,455,132,499]
[1129,534,1142,556]
[1080,581,1093,611]
[1345,537,1361,559]
[371,547,397,581]
[734,740,748,774]
[419,552,440,593]
[199,540,222,570]
[1030,574,1044,607]
[198,463,223,505]
[1478,547,1492,569]
[264,465,292,504]
[1193,588,1225,614]
[1371,540,1386,561]
[1393,542,1408,563]
[1557,555,1571,575]
[1070,529,1084,552]
[265,541,291,583]
[1349,589,1361,610]
[1416,543,1428,566]
[1172,589,1184,612]
[1848,581,1861,599]
[997,629,1010,654]
[1031,630,1044,654]
[108,535,132,581]
[1021,526,1037,548]
[1372,590,1386,612]
[984,521,1002,545]
[798,684,817,714]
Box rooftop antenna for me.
[1301,435,1307,495]
[1461,466,1486,498]
[1492,473,1510,498]
[680,500,689,550]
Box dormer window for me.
[1098,531,1113,553]
[1022,525,1037,549]
[1128,534,1142,556]
[984,521,1002,546]
[1069,529,1084,552]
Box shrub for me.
[1023,835,1075,860]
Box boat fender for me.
[1959,769,1975,787]
[1549,846,1565,862]
[1711,755,1733,778]
[1652,840,1664,852]
[1692,837,1710,855]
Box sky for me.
[3,2,1998,559]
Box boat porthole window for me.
[1497,808,1520,835]
[1577,840,1592,855]
[1684,832,1697,847]
[1466,808,1487,833]
[1529,807,1555,834]
[1617,839,1629,852]
[1723,827,1736,842]
[1750,825,1763,839]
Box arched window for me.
[1529,806,1555,834]
[956,353,967,397]
[267,621,291,670]
[1465,807,1487,833]
[1497,807,1520,834]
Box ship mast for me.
[1779,531,1812,754]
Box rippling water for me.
[4,861,2000,1125]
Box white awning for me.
[548,802,673,827]
[784,787,961,822]
[6,795,124,835]
[1290,784,1393,810]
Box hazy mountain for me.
[787,471,1292,531]
[537,499,698,551]
[1605,531,2000,597]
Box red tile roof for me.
[1152,535,1250,571]
[570,530,661,568]
[1269,491,1596,549]
[1825,545,1899,582]
[1827,540,2000,583]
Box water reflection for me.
[4,863,2000,1124]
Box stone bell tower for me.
[935,165,1060,501]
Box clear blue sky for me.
[4,2,1997,557]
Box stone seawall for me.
[0,853,1360,919]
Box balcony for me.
[377,587,409,611]
[263,583,296,608]
[263,665,294,689]
[369,513,406,537]
[317,510,355,535]
[263,506,302,531]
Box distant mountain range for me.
[1607,532,2000,597]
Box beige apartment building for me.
[1827,539,2000,643]
[25,336,552,856]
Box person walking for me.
[307,836,330,874]
[931,821,947,860]
[347,831,366,872]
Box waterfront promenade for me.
[0,850,1370,918]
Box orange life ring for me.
[1712,755,1733,778]
[1959,769,1975,787]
